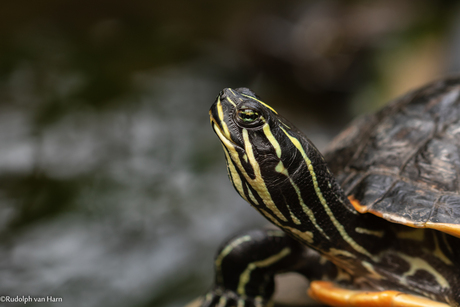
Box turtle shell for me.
[324,77,460,238]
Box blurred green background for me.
[0,1,459,306]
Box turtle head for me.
[209,88,326,229]
[209,88,295,180]
[210,88,395,265]
[209,88,281,161]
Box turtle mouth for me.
[209,111,244,152]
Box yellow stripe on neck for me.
[280,127,374,260]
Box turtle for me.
[202,77,460,307]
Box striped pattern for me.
[209,87,459,306]
[210,90,373,260]
[203,229,301,307]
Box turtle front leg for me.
[200,228,332,307]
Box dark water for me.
[0,1,458,307]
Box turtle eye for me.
[237,108,260,123]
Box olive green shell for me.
[324,77,460,230]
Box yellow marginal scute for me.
[308,281,450,307]
[425,222,460,239]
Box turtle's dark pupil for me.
[238,109,259,122]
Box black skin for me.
[201,229,337,307]
[206,84,460,306]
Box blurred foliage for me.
[0,0,458,121]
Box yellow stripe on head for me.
[241,128,288,222]
[223,147,247,203]
[241,93,278,114]
[263,124,281,158]
[216,98,232,140]
[227,89,242,104]
[212,121,238,153]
